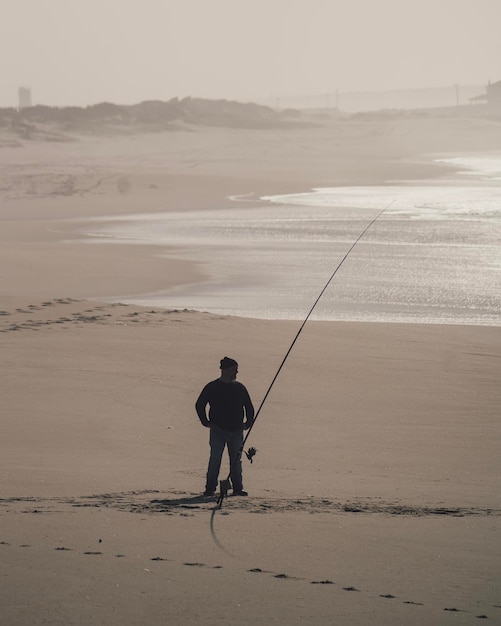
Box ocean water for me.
[80,156,501,325]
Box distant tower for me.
[18,86,32,109]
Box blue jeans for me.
[206,428,244,493]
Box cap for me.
[220,356,238,370]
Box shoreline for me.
[70,154,500,327]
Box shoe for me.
[203,490,216,497]
[233,489,248,496]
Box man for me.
[196,356,254,497]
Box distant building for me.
[18,86,32,109]
[470,80,501,113]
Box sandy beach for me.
[1,116,501,625]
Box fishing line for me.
[211,199,395,522]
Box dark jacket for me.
[196,379,254,432]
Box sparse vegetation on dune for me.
[1,96,498,147]
[0,97,309,141]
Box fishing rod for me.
[214,199,395,509]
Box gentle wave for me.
[78,156,501,325]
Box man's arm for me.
[243,387,255,430]
[195,388,211,427]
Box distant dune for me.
[0,97,310,143]
[1,95,497,146]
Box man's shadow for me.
[150,493,216,512]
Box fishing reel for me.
[245,446,257,463]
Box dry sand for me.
[1,117,500,624]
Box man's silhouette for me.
[196,357,254,496]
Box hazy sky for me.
[2,0,500,108]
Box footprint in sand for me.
[403,601,424,606]
[181,562,222,569]
[311,580,335,585]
